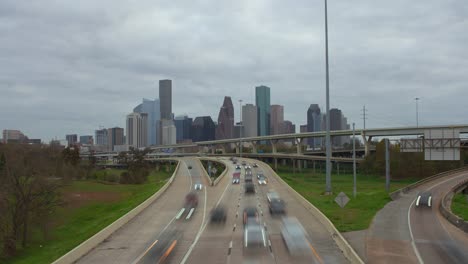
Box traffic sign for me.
[335,192,350,208]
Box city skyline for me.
[1,1,467,141]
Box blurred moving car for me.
[258,175,267,185]
[245,182,255,193]
[244,218,266,248]
[235,165,241,170]
[267,190,280,203]
[185,192,199,209]
[242,161,247,166]
[281,217,313,257]
[253,163,258,168]
[256,172,264,179]
[243,207,259,225]
[210,206,227,223]
[188,165,192,169]
[415,191,432,208]
[232,172,241,184]
[269,199,286,215]
[194,182,203,190]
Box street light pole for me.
[239,99,243,158]
[353,123,356,198]
[324,0,332,194]
[415,97,420,128]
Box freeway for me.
[74,157,350,263]
[367,169,468,264]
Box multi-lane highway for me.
[76,157,349,263]
[367,169,468,264]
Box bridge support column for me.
[234,143,240,154]
[251,141,258,154]
[282,159,286,166]
[297,160,302,173]
[337,162,340,175]
[274,158,278,171]
[292,159,296,174]
[362,133,373,156]
[295,138,303,154]
[211,145,215,155]
[304,160,308,169]
[270,139,278,154]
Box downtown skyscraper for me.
[215,96,234,140]
[307,104,322,148]
[126,112,148,148]
[255,85,271,137]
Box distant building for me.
[159,80,172,120]
[65,134,78,146]
[95,129,108,147]
[256,85,271,137]
[323,108,350,147]
[192,116,215,142]
[270,104,284,135]
[215,96,235,140]
[80,135,94,145]
[242,104,258,138]
[282,120,295,134]
[307,104,322,148]
[2,129,27,143]
[126,112,148,148]
[107,127,125,151]
[174,115,193,143]
[300,125,307,133]
[134,98,160,146]
[161,119,176,145]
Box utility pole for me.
[324,0,332,194]
[353,123,357,198]
[415,98,420,128]
[239,99,243,158]
[385,138,390,192]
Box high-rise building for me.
[126,112,148,148]
[307,104,322,148]
[256,86,271,138]
[326,108,350,147]
[65,134,78,146]
[134,98,161,146]
[2,129,27,144]
[107,127,124,151]
[215,96,235,140]
[80,135,94,145]
[242,104,258,138]
[159,79,172,120]
[161,119,176,145]
[95,129,108,147]
[191,116,215,142]
[282,120,296,134]
[270,104,284,135]
[174,115,193,143]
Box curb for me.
[254,159,364,264]
[198,158,228,186]
[440,178,468,233]
[52,160,181,264]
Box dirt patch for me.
[63,192,122,209]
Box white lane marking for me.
[186,160,193,191]
[186,208,195,220]
[175,208,185,220]
[180,183,208,264]
[408,199,425,264]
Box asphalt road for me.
[367,170,468,264]
[76,157,349,264]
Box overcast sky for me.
[1,0,467,141]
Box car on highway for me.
[194,182,203,191]
[269,199,286,215]
[415,191,432,208]
[245,182,255,194]
[232,172,241,184]
[281,217,313,257]
[243,207,259,225]
[253,163,258,168]
[245,172,253,182]
[256,172,264,179]
[210,206,227,223]
[188,165,192,169]
[267,190,280,203]
[242,161,246,166]
[184,192,199,209]
[244,218,266,248]
[258,175,267,185]
[235,165,241,170]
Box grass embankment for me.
[6,168,175,264]
[451,193,468,221]
[200,159,226,180]
[273,165,417,232]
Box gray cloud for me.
[0,0,467,141]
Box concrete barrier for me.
[198,158,228,186]
[254,159,364,264]
[390,167,468,200]
[440,179,468,233]
[53,160,181,264]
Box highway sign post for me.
[335,192,350,228]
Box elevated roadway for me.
[367,169,468,263]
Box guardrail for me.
[390,166,468,200]
[440,179,468,233]
[53,160,181,264]
[252,159,364,264]
[198,158,228,186]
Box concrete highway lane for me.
[367,170,468,264]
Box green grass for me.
[451,193,468,221]
[274,165,417,232]
[5,169,174,264]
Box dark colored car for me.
[210,206,227,223]
[188,165,192,169]
[185,191,199,209]
[415,191,432,208]
[269,199,286,215]
[253,163,258,168]
[245,182,255,194]
[243,207,259,225]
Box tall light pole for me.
[324,0,332,194]
[239,99,243,158]
[415,97,420,128]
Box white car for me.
[258,176,267,185]
[267,191,280,203]
[232,178,240,184]
[194,183,203,191]
[415,191,432,207]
